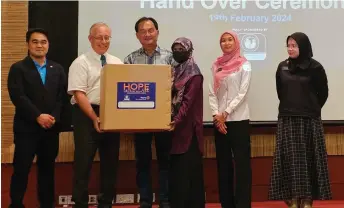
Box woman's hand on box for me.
[168,121,175,131]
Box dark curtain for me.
[29,1,78,132]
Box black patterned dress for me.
[268,116,332,200]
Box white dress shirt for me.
[67,50,123,105]
[209,61,252,121]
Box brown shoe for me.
[301,199,312,208]
[285,198,299,208]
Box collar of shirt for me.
[287,58,311,70]
[138,45,161,56]
[90,49,108,61]
[33,59,47,68]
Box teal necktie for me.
[100,55,107,67]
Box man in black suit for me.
[7,28,66,208]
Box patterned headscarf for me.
[171,37,202,119]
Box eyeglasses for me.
[92,36,111,42]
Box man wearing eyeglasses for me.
[124,17,174,208]
[68,22,123,208]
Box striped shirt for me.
[124,46,174,65]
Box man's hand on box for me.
[93,117,103,133]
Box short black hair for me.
[135,17,159,33]
[26,28,49,43]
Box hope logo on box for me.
[117,82,156,109]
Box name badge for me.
[281,66,289,71]
[117,82,156,109]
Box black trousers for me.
[10,131,59,208]
[71,105,120,208]
[134,132,171,205]
[214,120,252,208]
[169,135,205,208]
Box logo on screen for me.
[239,33,267,61]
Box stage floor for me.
[67,201,344,208]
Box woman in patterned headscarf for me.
[209,31,252,208]
[268,32,331,208]
[168,37,205,208]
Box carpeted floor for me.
[56,201,344,208]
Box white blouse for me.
[208,61,252,122]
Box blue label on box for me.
[117,82,156,109]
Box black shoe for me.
[98,204,112,208]
[159,202,170,208]
[72,204,88,208]
[38,203,55,208]
[8,204,25,208]
[138,201,152,208]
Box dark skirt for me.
[169,135,205,208]
[268,116,332,200]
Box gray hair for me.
[89,22,110,35]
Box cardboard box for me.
[100,64,172,132]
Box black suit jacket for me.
[7,56,67,133]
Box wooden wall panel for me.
[4,128,344,163]
[1,1,28,163]
[52,129,344,163]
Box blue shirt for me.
[124,46,174,65]
[33,59,47,85]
